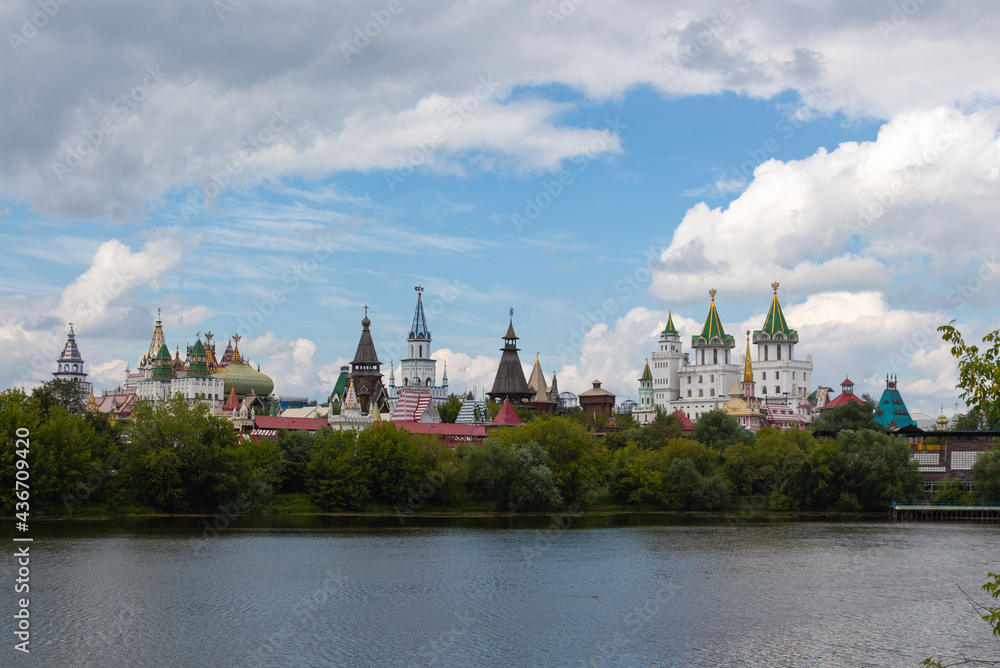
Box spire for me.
[442,360,448,383]
[144,309,166,365]
[760,281,794,337]
[489,311,532,403]
[662,311,677,335]
[186,337,210,378]
[352,310,381,366]
[640,359,652,381]
[527,357,551,403]
[389,359,395,386]
[151,344,174,380]
[743,331,753,383]
[694,289,734,347]
[409,286,430,340]
[231,334,243,365]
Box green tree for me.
[637,408,683,448]
[939,322,1000,424]
[1,389,43,514]
[438,394,463,423]
[274,430,314,494]
[490,416,608,504]
[837,430,921,511]
[462,440,562,512]
[354,423,427,504]
[932,477,972,503]
[608,443,669,505]
[809,395,880,432]
[31,378,87,416]
[971,447,1000,501]
[670,458,729,511]
[722,427,810,499]
[692,410,751,451]
[782,439,843,510]
[306,428,369,511]
[122,395,250,513]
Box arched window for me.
[764,346,769,361]
[777,346,782,360]
[713,349,718,364]
[426,377,432,387]
[698,389,703,397]
[687,390,692,397]
[419,345,422,357]
[701,350,705,365]
[775,371,780,379]
[774,386,780,394]
[710,389,715,396]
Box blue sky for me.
[2,1,1000,416]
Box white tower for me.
[650,311,684,410]
[752,282,813,405]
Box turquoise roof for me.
[873,386,916,429]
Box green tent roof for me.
[662,311,677,335]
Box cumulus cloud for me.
[4,0,1000,220]
[650,107,1000,308]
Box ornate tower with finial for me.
[675,288,740,419]
[650,309,685,409]
[488,308,533,404]
[742,331,756,401]
[53,323,92,396]
[752,281,812,405]
[401,285,436,389]
[350,306,386,415]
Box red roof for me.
[492,399,523,425]
[818,391,864,411]
[841,377,854,386]
[671,409,695,430]
[253,416,328,431]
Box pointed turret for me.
[142,309,167,367]
[488,310,533,404]
[186,338,210,378]
[638,360,653,410]
[409,287,430,341]
[693,289,734,347]
[662,311,678,335]
[754,282,799,343]
[53,324,91,393]
[150,344,174,380]
[742,332,755,400]
[350,307,385,415]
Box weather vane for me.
[709,288,717,300]
[509,307,514,318]
[772,281,780,294]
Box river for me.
[2,514,997,667]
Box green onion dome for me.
[211,361,274,398]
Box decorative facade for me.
[647,285,814,422]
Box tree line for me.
[4,379,1000,517]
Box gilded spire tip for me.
[772,281,779,294]
[709,288,717,301]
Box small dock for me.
[891,500,1000,521]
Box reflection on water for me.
[2,515,997,667]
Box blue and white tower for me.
[389,286,449,404]
[53,324,93,396]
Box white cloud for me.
[5,1,1000,220]
[650,107,1000,307]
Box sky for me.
[2,0,1000,416]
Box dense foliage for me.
[4,381,985,517]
